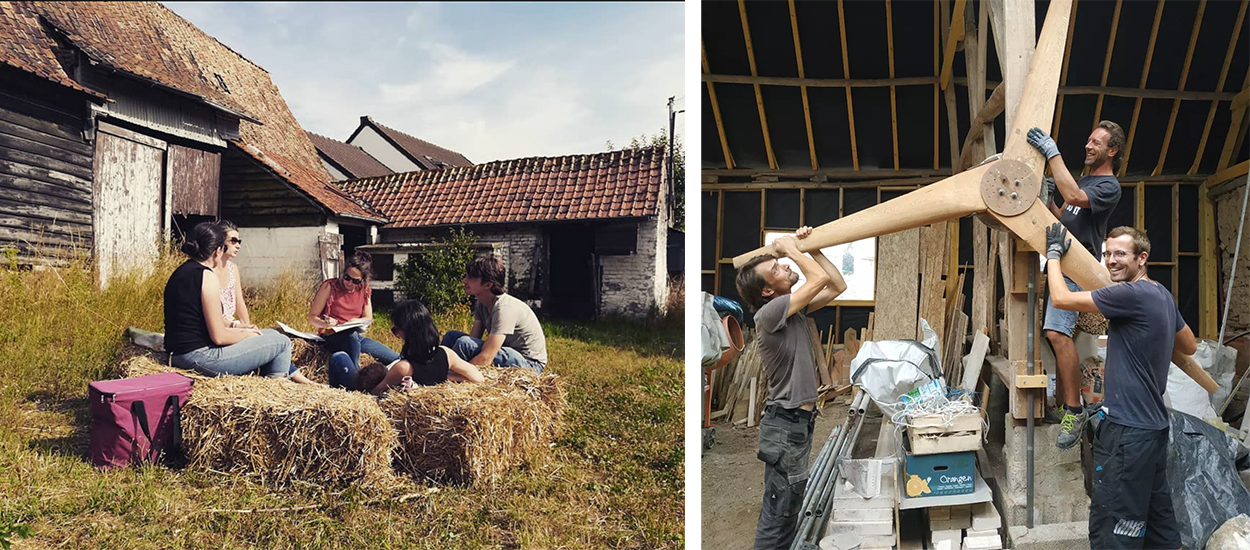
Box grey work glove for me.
[1028,127,1061,160]
[1040,176,1057,205]
[1045,222,1071,261]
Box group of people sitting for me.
[163,221,548,394]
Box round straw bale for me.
[380,378,561,487]
[181,376,398,486]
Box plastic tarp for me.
[850,339,943,417]
[701,292,731,368]
[1166,410,1250,550]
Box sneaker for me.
[1056,408,1088,448]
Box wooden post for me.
[702,43,735,169]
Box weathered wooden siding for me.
[220,145,323,227]
[0,68,93,256]
[80,67,234,147]
[92,123,164,282]
[169,144,220,216]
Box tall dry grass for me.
[0,243,683,549]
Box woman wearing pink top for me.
[307,251,400,389]
[214,220,254,329]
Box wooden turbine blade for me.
[1000,0,1072,173]
[731,164,993,268]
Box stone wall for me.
[1217,186,1250,334]
[233,224,329,284]
[599,213,667,318]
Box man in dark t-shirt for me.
[1028,121,1124,448]
[1045,223,1196,549]
[735,226,847,550]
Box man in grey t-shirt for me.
[441,255,548,373]
[735,226,847,550]
[1045,223,1196,549]
[1028,121,1124,448]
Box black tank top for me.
[408,347,451,386]
[164,260,213,355]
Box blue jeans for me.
[440,330,544,373]
[1044,275,1083,337]
[172,329,294,378]
[324,330,401,389]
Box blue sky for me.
[165,2,685,163]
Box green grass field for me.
[0,250,684,549]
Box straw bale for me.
[289,338,380,385]
[182,376,398,486]
[115,343,210,380]
[380,367,566,487]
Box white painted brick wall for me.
[233,225,327,284]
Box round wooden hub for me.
[980,159,1041,217]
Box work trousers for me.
[1089,420,1180,550]
[753,405,815,550]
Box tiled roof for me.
[356,116,473,170]
[306,131,393,180]
[0,2,379,221]
[336,145,666,228]
[0,2,102,98]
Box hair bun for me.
[180,240,200,256]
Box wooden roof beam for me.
[1090,0,1123,130]
[933,0,941,170]
[1119,0,1166,178]
[788,0,819,170]
[1190,0,1248,174]
[837,0,860,171]
[702,42,735,170]
[1051,0,1080,141]
[1153,0,1206,176]
[939,0,968,91]
[739,0,778,170]
[887,0,900,171]
[959,83,1006,169]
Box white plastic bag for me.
[850,339,943,417]
[700,292,731,368]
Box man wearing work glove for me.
[1044,222,1195,550]
[1027,122,1124,448]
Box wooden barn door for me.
[92,122,165,284]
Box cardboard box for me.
[903,450,976,497]
[1081,356,1104,405]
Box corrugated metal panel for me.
[170,144,220,216]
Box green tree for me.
[394,227,479,315]
[609,129,684,231]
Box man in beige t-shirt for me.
[440,255,548,372]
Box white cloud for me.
[379,46,515,102]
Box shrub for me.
[394,228,479,315]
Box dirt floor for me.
[702,394,868,550]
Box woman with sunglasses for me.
[307,250,401,389]
[165,221,315,384]
[214,220,255,330]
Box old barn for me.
[0,2,384,283]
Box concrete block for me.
[827,519,892,536]
[929,506,952,519]
[833,506,893,521]
[1000,489,1089,527]
[962,535,1002,550]
[832,469,895,509]
[1007,522,1091,550]
[971,502,1002,531]
[965,528,998,537]
[931,528,961,544]
[859,535,895,547]
[950,514,972,530]
[932,540,957,550]
[930,518,951,531]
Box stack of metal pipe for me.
[788,391,871,550]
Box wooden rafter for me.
[887,0,899,171]
[939,0,968,91]
[1050,0,1080,140]
[958,84,1006,169]
[837,0,859,170]
[739,0,777,169]
[933,0,940,170]
[1119,0,1166,178]
[1090,0,1122,128]
[789,0,818,170]
[1191,0,1249,174]
[1153,0,1206,176]
[941,0,961,168]
[702,42,735,169]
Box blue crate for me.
[903,450,976,498]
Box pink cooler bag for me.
[88,372,193,469]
